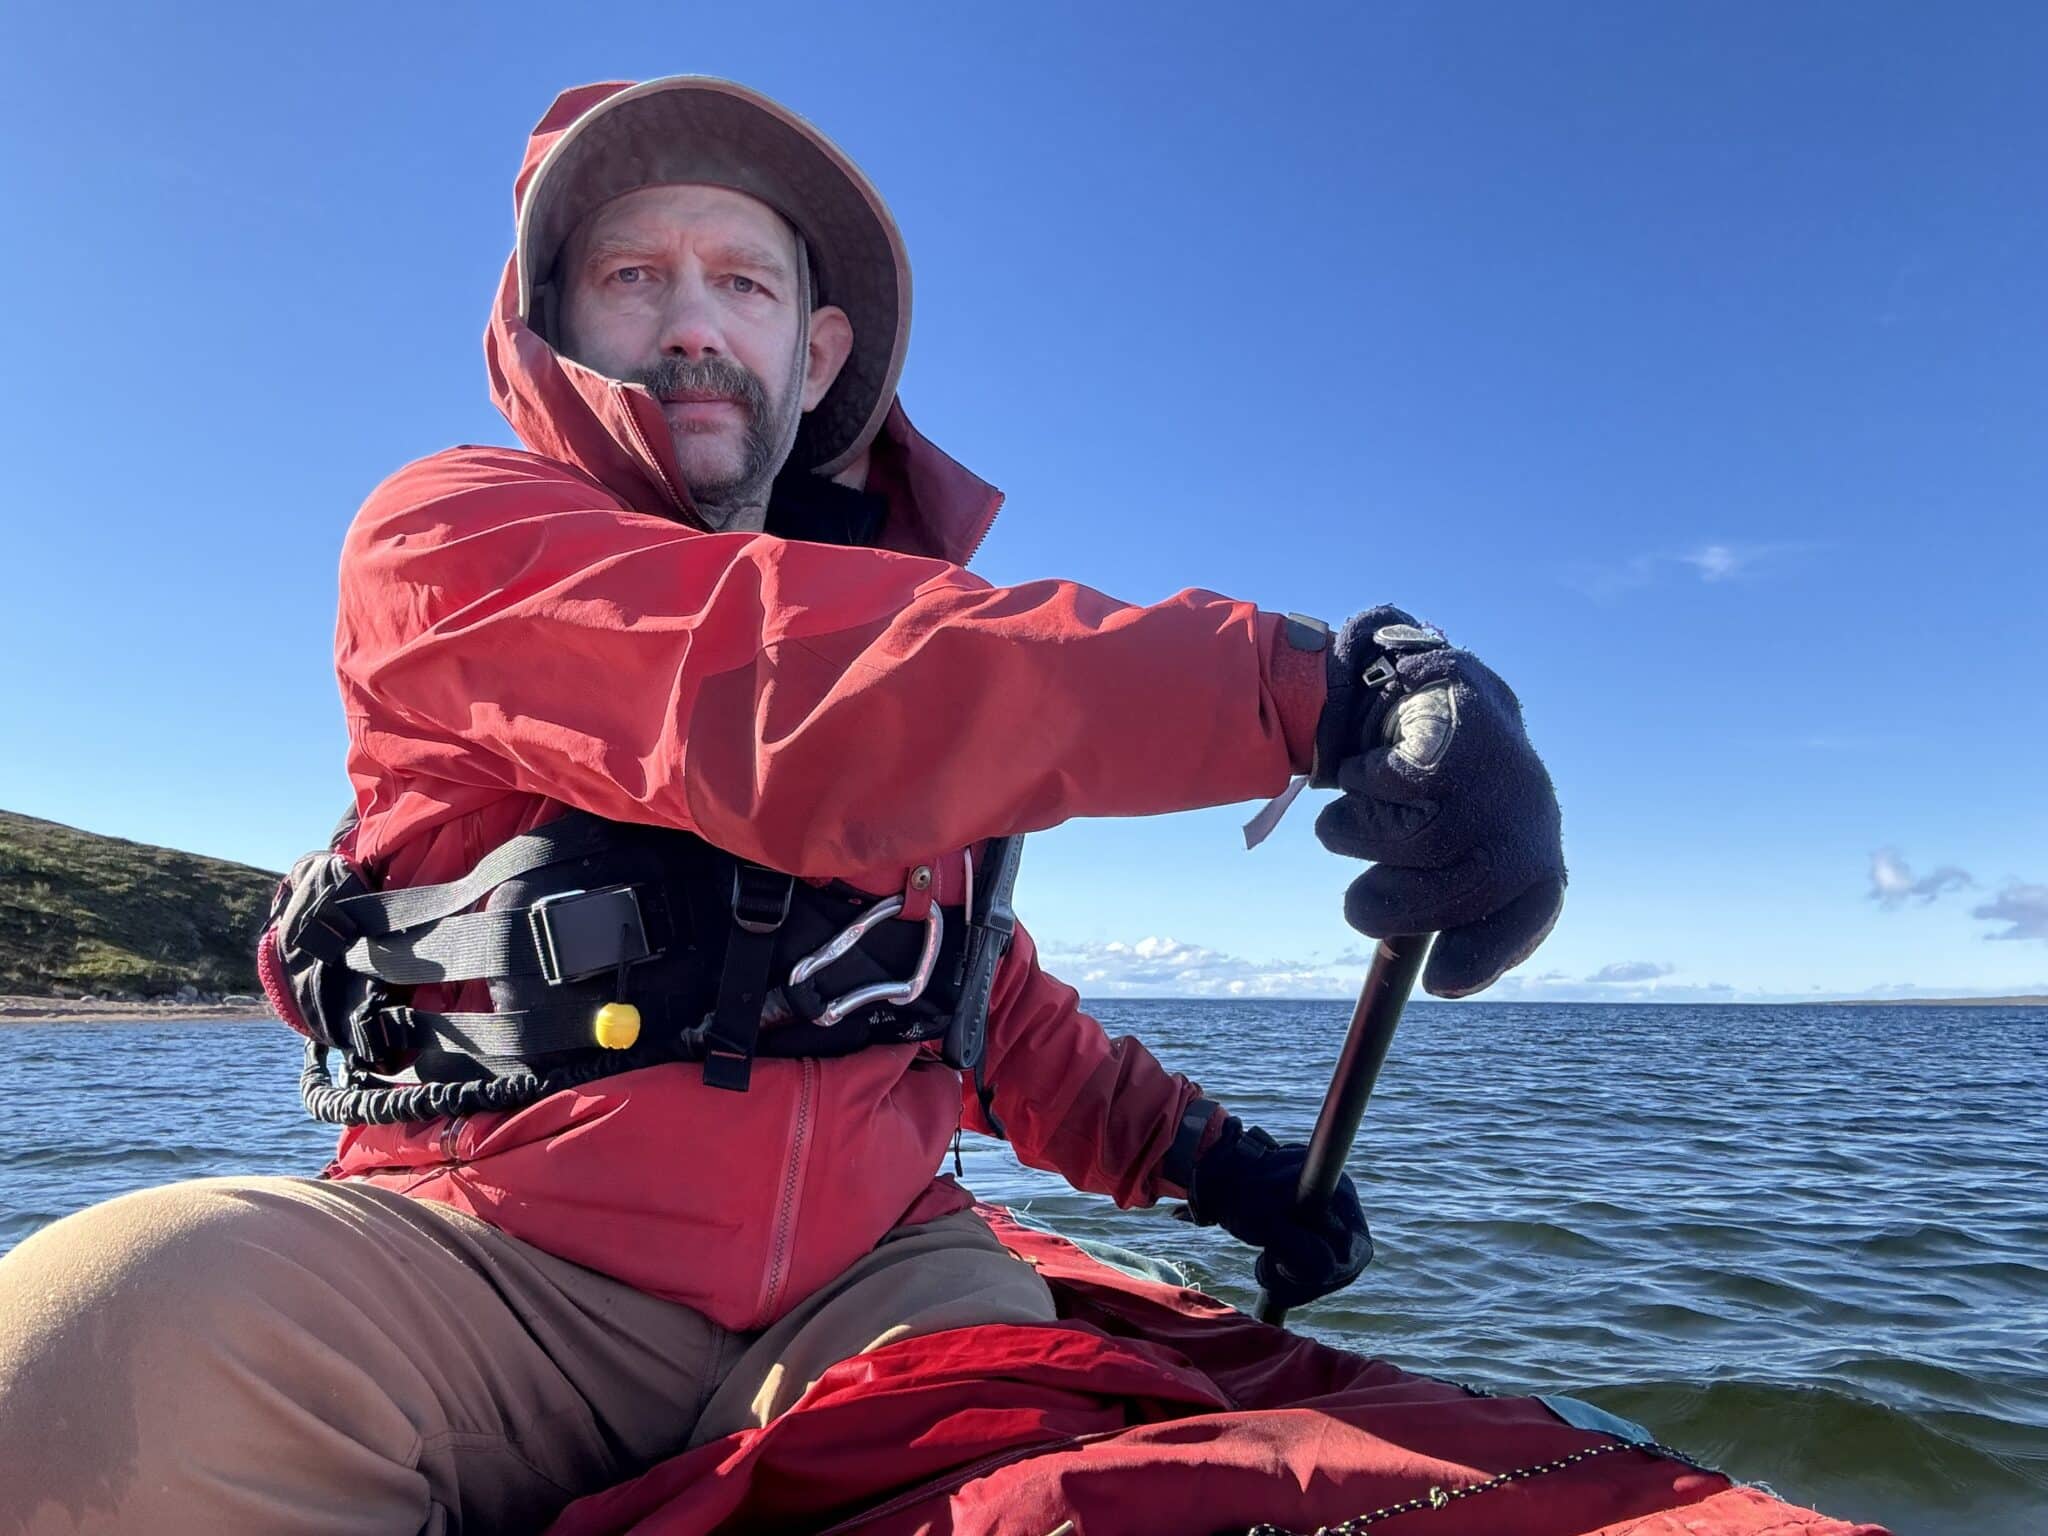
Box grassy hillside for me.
[0,810,278,999]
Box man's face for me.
[555,183,850,510]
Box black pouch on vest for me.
[255,818,407,1069]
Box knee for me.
[2,1178,305,1348]
[0,1180,340,1436]
[0,1179,321,1527]
[2,1178,321,1384]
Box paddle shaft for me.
[1255,932,1432,1326]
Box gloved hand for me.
[1312,606,1565,999]
[1186,1117,1372,1310]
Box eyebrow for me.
[705,240,794,281]
[578,233,793,283]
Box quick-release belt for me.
[259,810,1022,1127]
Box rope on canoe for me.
[1241,1436,1702,1535]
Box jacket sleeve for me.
[338,447,1324,877]
[960,922,1228,1207]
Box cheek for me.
[558,296,646,374]
[728,309,804,391]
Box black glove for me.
[1187,1118,1372,1310]
[1313,606,1566,999]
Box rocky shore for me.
[0,990,275,1024]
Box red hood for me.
[484,80,1001,567]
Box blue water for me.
[2,1001,2044,1534]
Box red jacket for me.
[324,82,1329,1330]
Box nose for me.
[656,272,725,360]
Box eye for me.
[610,266,646,285]
[730,274,759,295]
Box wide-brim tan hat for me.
[518,77,910,479]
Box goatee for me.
[630,355,785,515]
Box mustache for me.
[631,355,767,417]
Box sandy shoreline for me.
[0,995,277,1025]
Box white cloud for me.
[1566,541,1808,599]
[1868,848,1974,909]
[1972,884,2048,943]
[1563,553,1662,599]
[1680,544,1744,581]
[1041,926,2043,1003]
[1586,960,1676,983]
[1042,937,1728,1003]
[1850,979,2048,999]
[1484,970,1736,1003]
[1039,936,1359,998]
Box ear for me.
[801,305,854,412]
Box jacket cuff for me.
[1157,1096,1230,1198]
[1262,613,1329,776]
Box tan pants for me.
[0,1177,1057,1535]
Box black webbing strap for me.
[388,1003,602,1061]
[699,864,794,1092]
[1160,1095,1223,1190]
[343,910,540,986]
[334,814,617,937]
[950,836,1025,1137]
[973,1057,1007,1141]
[948,836,1023,1076]
[340,885,650,988]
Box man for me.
[0,78,1563,1534]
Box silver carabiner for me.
[787,896,945,1027]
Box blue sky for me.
[2,3,2042,1001]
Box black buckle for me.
[296,912,359,964]
[345,988,408,1067]
[702,1049,754,1092]
[731,866,794,935]
[529,886,651,984]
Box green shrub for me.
[0,812,278,998]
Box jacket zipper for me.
[959,488,1005,567]
[760,1056,818,1323]
[618,391,696,523]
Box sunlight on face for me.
[556,184,844,505]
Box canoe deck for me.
[546,1206,1889,1536]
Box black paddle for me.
[1254,932,1433,1326]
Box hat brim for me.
[519,77,909,479]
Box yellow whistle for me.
[592,1002,641,1050]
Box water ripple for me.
[1,1003,2044,1533]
